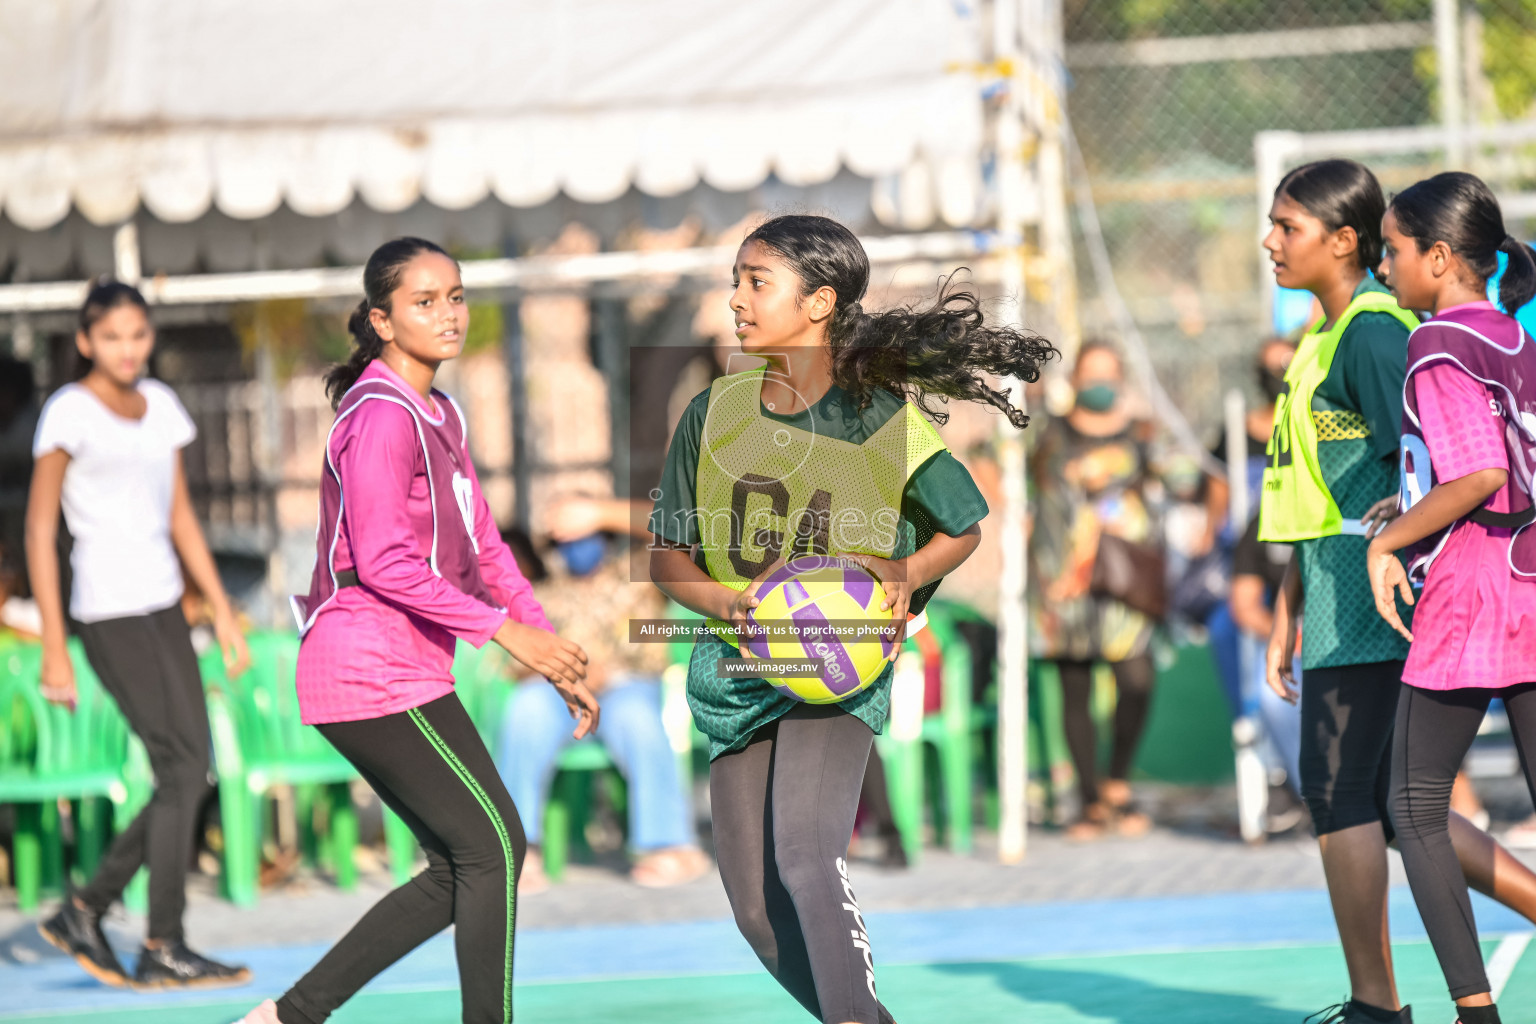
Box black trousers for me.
[1053,655,1156,807]
[1390,682,1536,1000]
[711,705,880,1024]
[277,693,526,1024]
[1299,661,1403,839]
[75,603,211,943]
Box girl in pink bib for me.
[1368,172,1536,1024]
[235,238,596,1024]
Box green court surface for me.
[8,940,1531,1024]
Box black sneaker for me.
[37,899,130,987]
[1305,1001,1414,1024]
[133,940,252,990]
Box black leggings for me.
[711,705,880,1024]
[277,693,526,1024]
[1390,682,1536,1000]
[1299,661,1403,838]
[1054,655,1155,808]
[75,604,212,943]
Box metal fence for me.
[1063,0,1536,437]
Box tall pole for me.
[1435,0,1466,166]
[994,0,1030,866]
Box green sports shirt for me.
[650,381,988,758]
[1296,278,1414,670]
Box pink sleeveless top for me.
[1401,302,1536,690]
[294,361,551,724]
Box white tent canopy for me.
[0,0,985,231]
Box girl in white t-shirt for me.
[27,280,252,990]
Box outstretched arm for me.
[548,496,654,542]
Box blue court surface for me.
[1,887,1531,1022]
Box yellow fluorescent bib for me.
[694,368,947,642]
[1258,290,1417,542]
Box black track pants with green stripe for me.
[276,693,526,1024]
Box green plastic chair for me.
[540,605,712,883]
[0,641,152,911]
[476,603,703,884]
[204,632,416,905]
[540,739,625,883]
[875,599,1006,862]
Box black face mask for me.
[1258,366,1287,402]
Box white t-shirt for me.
[33,379,197,623]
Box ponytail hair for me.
[742,215,1056,428]
[75,277,152,379]
[1275,159,1385,271]
[79,277,150,334]
[325,236,454,408]
[1390,171,1536,313]
[1499,234,1536,313]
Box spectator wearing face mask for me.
[1029,341,1161,840]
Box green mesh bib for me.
[694,368,947,641]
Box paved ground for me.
[4,780,1532,957]
[3,781,1535,1022]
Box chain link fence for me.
[1062,0,1536,437]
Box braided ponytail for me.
[744,215,1056,428]
[324,236,454,408]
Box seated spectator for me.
[495,497,708,890]
[1229,514,1305,832]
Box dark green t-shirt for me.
[650,381,988,758]
[1296,276,1415,669]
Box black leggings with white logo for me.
[711,704,882,1024]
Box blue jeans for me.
[1240,631,1302,788]
[1207,603,1243,717]
[1211,603,1302,788]
[493,678,694,851]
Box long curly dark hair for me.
[742,215,1056,427]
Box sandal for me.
[1112,806,1152,838]
[1101,780,1152,838]
[1065,801,1111,842]
[630,846,711,888]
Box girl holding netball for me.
[30,280,252,989]
[1367,173,1536,1024]
[649,215,1052,1024]
[233,237,596,1024]
[1261,161,1536,1024]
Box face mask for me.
[1075,382,1119,413]
[1258,367,1287,402]
[558,533,607,576]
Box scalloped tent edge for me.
[0,0,986,231]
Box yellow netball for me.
[741,555,896,703]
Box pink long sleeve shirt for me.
[295,361,551,724]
